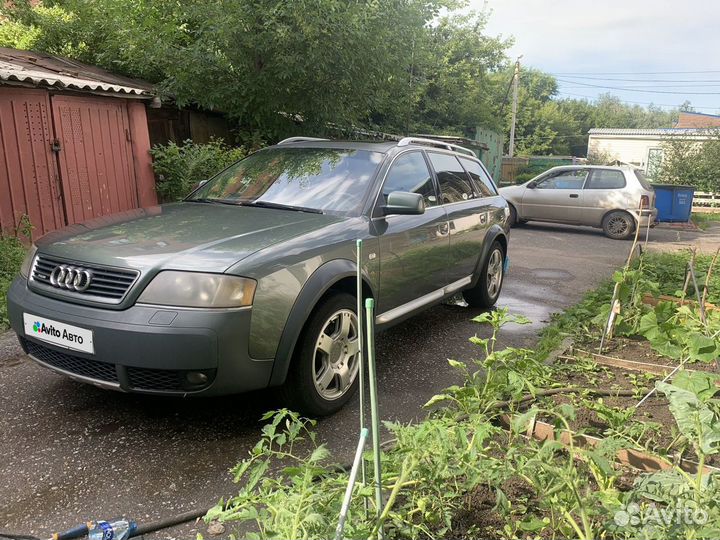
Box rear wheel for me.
[280,293,360,416]
[602,211,635,240]
[462,241,505,308]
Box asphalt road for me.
[0,223,706,538]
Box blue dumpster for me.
[651,184,695,222]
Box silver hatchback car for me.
[499,165,657,239]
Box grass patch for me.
[691,212,720,230]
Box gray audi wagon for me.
[8,137,509,415]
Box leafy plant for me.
[424,308,545,415]
[150,138,248,202]
[0,215,31,329]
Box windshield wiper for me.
[247,200,323,214]
[187,198,240,206]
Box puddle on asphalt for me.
[442,293,555,333]
[528,268,574,280]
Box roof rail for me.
[397,137,476,157]
[277,136,330,144]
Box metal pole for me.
[365,298,384,539]
[508,58,521,158]
[334,427,369,540]
[355,239,368,516]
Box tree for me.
[658,131,720,191]
[1,0,456,138]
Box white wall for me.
[587,135,664,170]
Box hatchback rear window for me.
[586,169,626,190]
[633,169,654,190]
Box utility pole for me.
[508,57,522,158]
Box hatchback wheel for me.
[602,211,635,240]
[462,241,505,308]
[280,293,360,416]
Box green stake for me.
[356,239,368,517]
[365,297,384,539]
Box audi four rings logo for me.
[49,265,93,292]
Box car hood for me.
[36,203,344,273]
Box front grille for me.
[23,338,118,383]
[30,254,139,303]
[22,338,213,392]
[127,367,183,391]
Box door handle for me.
[569,194,579,198]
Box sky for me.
[471,0,720,113]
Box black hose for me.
[131,508,208,537]
[0,534,42,540]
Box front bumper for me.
[7,277,273,396]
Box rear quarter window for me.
[586,169,626,189]
[459,157,498,197]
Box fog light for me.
[186,371,209,385]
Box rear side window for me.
[586,169,626,190]
[460,157,498,197]
[382,152,437,208]
[428,152,476,204]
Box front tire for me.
[279,292,360,416]
[602,211,635,240]
[463,241,505,308]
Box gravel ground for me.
[0,222,715,539]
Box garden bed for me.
[206,251,720,539]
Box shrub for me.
[150,138,249,202]
[1,216,31,329]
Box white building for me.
[587,128,714,179]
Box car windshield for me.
[187,147,383,215]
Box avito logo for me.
[34,321,62,338]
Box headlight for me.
[137,271,256,308]
[19,245,38,278]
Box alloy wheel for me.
[312,309,360,401]
[487,248,503,298]
[607,215,629,237]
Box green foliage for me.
[149,138,248,202]
[658,130,720,191]
[1,1,685,150]
[0,216,31,329]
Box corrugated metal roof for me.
[588,128,714,136]
[0,48,154,97]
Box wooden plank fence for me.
[693,191,720,213]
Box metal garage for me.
[0,48,157,238]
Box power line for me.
[556,79,720,95]
[555,91,720,112]
[559,75,720,83]
[553,70,720,75]
[561,83,720,89]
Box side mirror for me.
[527,181,537,189]
[383,191,425,216]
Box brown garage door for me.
[51,95,139,225]
[0,88,65,236]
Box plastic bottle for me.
[87,519,137,540]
